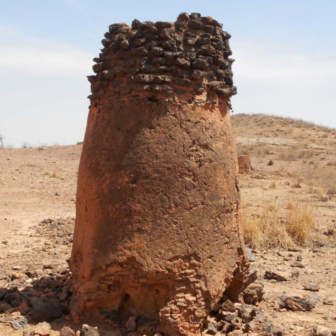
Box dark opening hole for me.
[119,293,131,307]
[148,97,159,103]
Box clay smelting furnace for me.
[71,12,248,336]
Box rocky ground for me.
[0,115,336,335]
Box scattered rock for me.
[0,289,10,300]
[291,261,305,268]
[313,325,334,336]
[279,291,322,311]
[34,321,52,336]
[0,302,11,313]
[243,282,264,305]
[287,246,302,252]
[303,282,320,292]
[82,324,100,336]
[244,268,259,287]
[246,247,256,262]
[60,326,76,336]
[324,229,334,236]
[313,241,325,248]
[291,270,300,279]
[31,297,63,322]
[221,299,236,312]
[323,299,334,306]
[207,323,217,334]
[0,316,28,330]
[264,270,291,282]
[125,316,137,331]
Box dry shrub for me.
[242,199,315,249]
[236,142,274,157]
[242,202,291,249]
[278,163,290,176]
[322,170,336,195]
[314,186,326,198]
[285,201,315,246]
[302,164,336,195]
[256,146,273,156]
[279,148,313,161]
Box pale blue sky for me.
[1,0,335,146]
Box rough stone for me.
[279,291,322,311]
[82,324,100,336]
[264,270,291,282]
[0,302,11,313]
[31,297,63,322]
[243,282,264,304]
[34,322,51,336]
[221,299,236,312]
[0,288,10,300]
[291,261,305,268]
[246,247,256,262]
[303,282,320,291]
[60,327,76,336]
[125,316,137,331]
[313,325,333,336]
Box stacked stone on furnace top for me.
[88,12,236,103]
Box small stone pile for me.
[34,218,74,245]
[0,218,74,334]
[203,298,279,336]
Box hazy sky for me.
[1,0,336,147]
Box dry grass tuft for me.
[301,164,336,196]
[242,199,315,249]
[242,202,291,249]
[285,200,315,246]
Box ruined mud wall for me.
[238,154,252,174]
[71,13,248,336]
